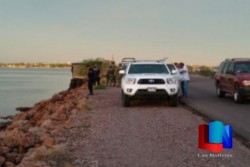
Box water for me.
[0,68,71,119]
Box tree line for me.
[0,63,71,68]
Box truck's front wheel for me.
[234,84,244,104]
[122,91,131,107]
[169,94,178,107]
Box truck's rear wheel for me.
[216,83,225,98]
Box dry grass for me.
[76,124,91,129]
[32,144,73,167]
[81,103,92,111]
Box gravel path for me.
[66,87,250,167]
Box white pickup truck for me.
[119,60,180,107]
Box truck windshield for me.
[128,64,169,74]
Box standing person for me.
[93,65,100,86]
[111,61,116,86]
[106,65,115,86]
[179,62,190,98]
[87,65,94,95]
[174,62,182,98]
[115,63,123,87]
[174,62,180,69]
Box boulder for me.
[10,120,33,132]
[42,137,55,147]
[40,119,54,130]
[16,107,32,112]
[19,132,40,149]
[0,146,10,156]
[0,156,5,167]
[51,94,64,103]
[0,122,10,130]
[3,161,15,167]
[5,152,21,165]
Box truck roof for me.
[131,61,165,65]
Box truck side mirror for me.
[171,69,178,74]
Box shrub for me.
[198,66,215,77]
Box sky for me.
[0,0,250,66]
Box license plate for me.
[147,87,156,92]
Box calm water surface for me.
[0,68,71,119]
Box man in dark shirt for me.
[106,65,115,86]
[88,66,94,95]
[93,65,101,86]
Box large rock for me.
[0,146,10,156]
[51,94,65,103]
[1,129,40,150]
[3,161,15,167]
[40,119,54,130]
[0,156,5,167]
[42,137,55,147]
[9,120,33,132]
[5,152,22,165]
[19,132,40,149]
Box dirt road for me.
[65,87,250,167]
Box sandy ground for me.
[64,87,250,167]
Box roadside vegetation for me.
[188,65,216,78]
[0,63,71,68]
[198,66,216,77]
[74,58,111,77]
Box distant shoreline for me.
[0,67,71,69]
[0,63,71,69]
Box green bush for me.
[81,58,104,67]
[198,66,215,77]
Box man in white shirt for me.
[179,62,190,98]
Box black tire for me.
[122,91,131,107]
[216,83,225,98]
[169,94,178,107]
[233,84,244,104]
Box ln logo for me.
[198,121,233,152]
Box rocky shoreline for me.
[0,83,88,167]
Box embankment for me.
[0,83,87,167]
